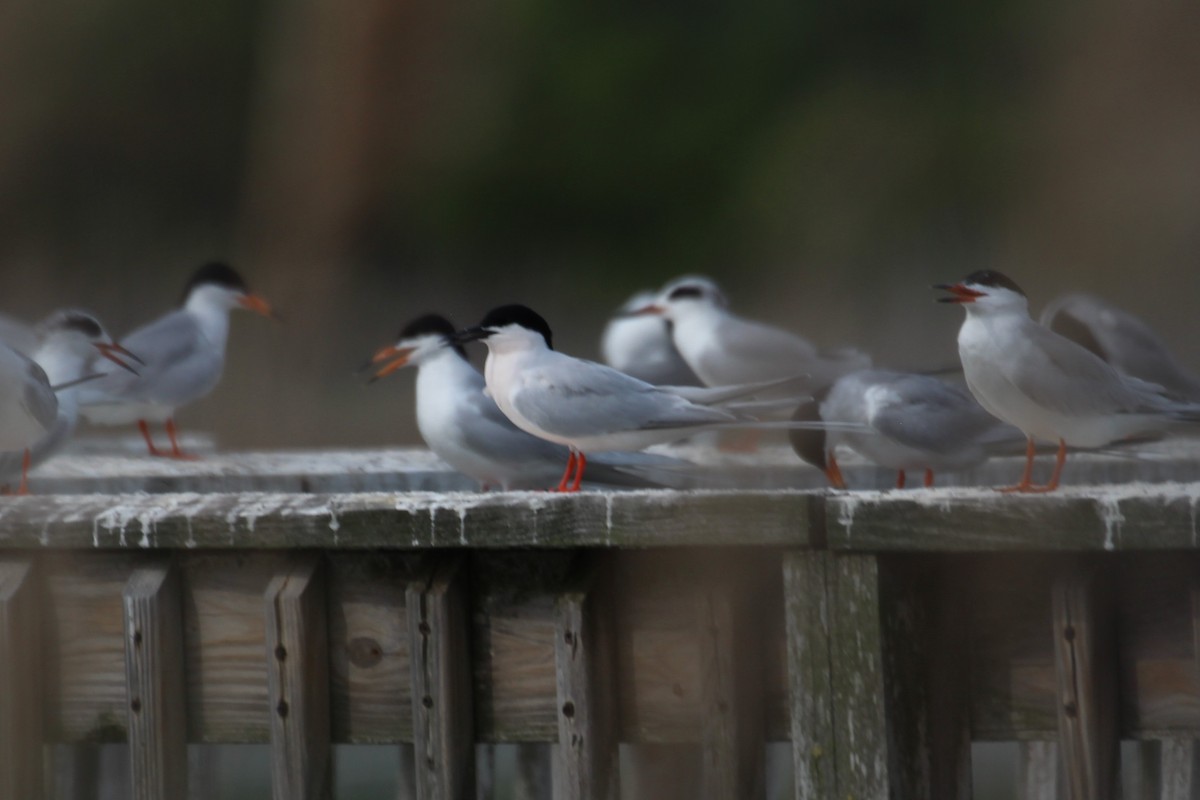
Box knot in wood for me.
[1062,625,1076,642]
[561,701,575,719]
[133,630,143,648]
[276,700,289,718]
[130,697,141,713]
[422,695,434,709]
[274,644,287,661]
[1063,701,1077,718]
[348,636,384,668]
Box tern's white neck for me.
[415,348,481,420]
[33,337,92,387]
[184,285,237,351]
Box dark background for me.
[3,0,1198,448]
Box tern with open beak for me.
[77,261,275,458]
[936,269,1200,492]
[368,314,685,490]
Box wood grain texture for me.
[123,562,187,799]
[1018,741,1062,800]
[553,557,619,800]
[1052,562,1119,800]
[264,557,331,800]
[328,554,421,742]
[827,485,1200,552]
[0,559,41,800]
[696,575,764,799]
[784,551,835,799]
[1132,739,1200,800]
[408,556,474,799]
[0,490,815,550]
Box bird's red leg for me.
[924,469,934,488]
[824,452,848,490]
[895,470,906,489]
[999,437,1037,493]
[138,420,169,457]
[1027,439,1068,493]
[16,449,31,495]
[165,419,199,460]
[568,452,587,493]
[553,451,577,492]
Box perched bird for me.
[636,275,871,392]
[77,262,274,458]
[1040,292,1200,400]
[789,369,1023,489]
[453,304,834,491]
[0,312,138,493]
[936,270,1200,492]
[0,311,140,488]
[367,314,685,490]
[600,290,701,386]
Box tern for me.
[452,304,841,491]
[600,290,700,385]
[936,270,1200,492]
[0,311,139,493]
[636,275,871,392]
[367,314,686,490]
[77,262,274,458]
[789,369,1023,489]
[1040,292,1200,401]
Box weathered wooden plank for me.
[123,562,187,799]
[1018,741,1061,800]
[44,554,137,743]
[265,557,331,800]
[408,556,474,799]
[185,553,288,743]
[697,576,764,799]
[783,551,834,799]
[827,555,889,796]
[0,559,42,799]
[827,485,1200,552]
[328,554,421,742]
[1052,562,1119,800]
[926,559,973,799]
[553,557,619,800]
[1132,739,1200,800]
[0,490,814,550]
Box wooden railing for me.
[2,447,1199,799]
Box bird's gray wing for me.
[1004,321,1161,416]
[458,389,569,463]
[510,359,734,439]
[83,311,213,403]
[693,317,817,380]
[21,359,59,430]
[868,375,1004,455]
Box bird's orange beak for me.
[626,304,665,317]
[369,345,415,382]
[93,341,143,374]
[238,293,277,319]
[934,283,985,304]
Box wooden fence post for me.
[784,551,834,800]
[123,561,188,799]
[1051,561,1118,800]
[265,556,332,800]
[408,556,474,800]
[0,559,41,800]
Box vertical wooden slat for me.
[784,551,834,800]
[1019,741,1062,800]
[407,556,474,800]
[265,557,331,800]
[1132,739,1200,800]
[697,574,764,799]
[927,559,974,799]
[554,558,618,800]
[123,562,188,799]
[0,559,41,800]
[1052,562,1118,800]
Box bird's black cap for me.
[181,262,248,304]
[46,310,103,339]
[962,270,1026,297]
[475,304,554,349]
[399,314,467,358]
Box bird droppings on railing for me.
[1098,496,1124,551]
